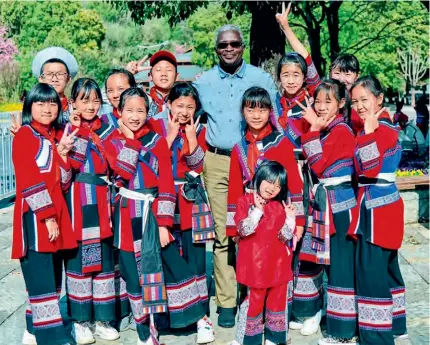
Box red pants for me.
[235,282,292,345]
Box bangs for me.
[71,78,103,102]
[252,160,288,202]
[241,87,272,110]
[32,86,59,104]
[314,78,346,103]
[330,54,360,74]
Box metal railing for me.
[0,112,17,200]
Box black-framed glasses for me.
[216,41,242,50]
[41,72,69,81]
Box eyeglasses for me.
[41,72,69,81]
[216,41,242,50]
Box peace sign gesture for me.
[282,199,297,218]
[10,112,22,137]
[166,113,180,149]
[295,96,319,128]
[185,116,200,142]
[275,2,292,32]
[57,124,79,156]
[126,55,151,75]
[364,104,386,134]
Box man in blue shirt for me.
[194,24,278,328]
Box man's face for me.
[38,62,70,96]
[215,31,244,67]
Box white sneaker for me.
[300,310,322,336]
[72,322,95,345]
[289,319,304,330]
[94,321,120,341]
[227,341,241,345]
[265,340,276,345]
[318,336,358,345]
[137,337,154,345]
[197,316,215,344]
[22,330,37,345]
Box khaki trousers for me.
[203,150,237,308]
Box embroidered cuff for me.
[357,135,379,171]
[278,216,295,244]
[237,208,263,238]
[302,134,322,164]
[157,193,176,219]
[22,182,55,220]
[185,145,205,171]
[60,165,72,188]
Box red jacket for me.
[151,117,208,230]
[227,128,305,237]
[12,123,77,259]
[235,194,294,288]
[104,125,176,252]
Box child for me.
[229,160,297,345]
[227,86,305,240]
[329,53,361,134]
[275,3,321,148]
[63,78,120,344]
[104,88,176,345]
[150,82,215,343]
[147,50,178,118]
[296,79,358,345]
[10,46,78,135]
[393,99,407,124]
[348,76,407,345]
[101,68,137,129]
[12,83,78,345]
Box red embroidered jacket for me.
[235,193,295,289]
[104,125,176,252]
[12,123,77,259]
[151,114,208,230]
[226,128,305,237]
[64,118,118,241]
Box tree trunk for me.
[327,1,343,61]
[307,25,324,75]
[249,2,285,66]
[411,86,416,108]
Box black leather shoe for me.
[217,307,236,328]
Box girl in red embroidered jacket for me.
[150,82,215,343]
[274,3,321,148]
[227,87,305,240]
[230,161,297,345]
[62,78,120,344]
[296,79,358,345]
[104,88,176,345]
[348,76,407,345]
[12,83,77,345]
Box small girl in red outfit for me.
[230,160,297,345]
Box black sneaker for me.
[218,307,236,328]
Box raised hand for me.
[295,97,319,128]
[57,124,79,156]
[275,2,292,32]
[125,55,151,75]
[69,110,82,127]
[118,119,134,139]
[282,200,297,218]
[10,112,22,137]
[364,104,385,134]
[185,116,200,142]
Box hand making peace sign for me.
[184,116,200,143]
[10,112,22,137]
[57,124,79,157]
[364,101,386,134]
[276,2,292,32]
[296,97,330,131]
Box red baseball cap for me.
[150,50,177,68]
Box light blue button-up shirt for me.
[194,61,278,150]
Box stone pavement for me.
[0,206,428,345]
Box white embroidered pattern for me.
[66,273,92,301]
[157,200,175,217]
[118,146,139,167]
[36,139,53,173]
[292,201,305,216]
[93,273,116,303]
[186,146,205,169]
[31,296,62,326]
[294,270,324,298]
[359,141,379,163]
[391,288,406,316]
[327,287,357,319]
[235,297,250,344]
[237,217,258,237]
[166,278,200,309]
[72,137,89,156]
[303,139,322,158]
[25,189,53,212]
[357,298,392,329]
[129,292,148,323]
[196,275,208,299]
[365,191,400,209]
[60,166,72,185]
[226,211,236,227]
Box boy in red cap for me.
[127,50,178,118]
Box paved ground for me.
[0,206,428,345]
